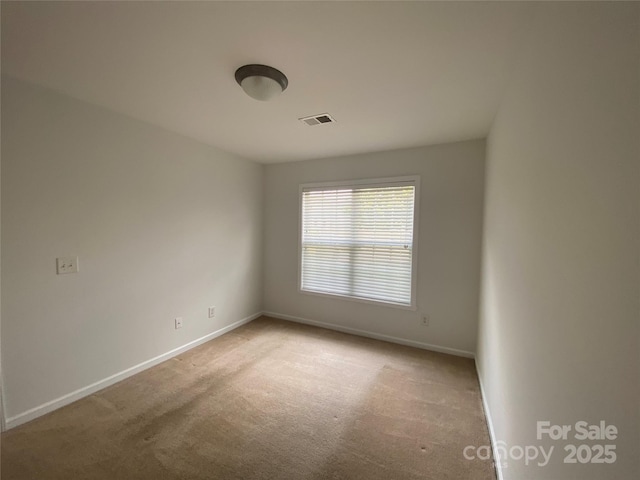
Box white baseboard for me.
[0,371,6,432]
[262,311,475,358]
[475,362,504,480]
[5,312,262,430]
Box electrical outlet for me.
[175,317,183,329]
[208,306,216,318]
[56,256,79,274]
[421,313,429,326]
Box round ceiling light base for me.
[235,64,288,101]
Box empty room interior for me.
[1,2,638,480]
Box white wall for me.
[264,140,485,356]
[0,74,4,431]
[478,3,639,479]
[1,77,263,424]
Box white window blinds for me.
[301,179,417,307]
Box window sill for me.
[298,288,417,311]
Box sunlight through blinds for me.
[301,181,416,306]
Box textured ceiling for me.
[1,1,534,163]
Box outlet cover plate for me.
[56,256,79,274]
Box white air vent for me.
[299,113,336,126]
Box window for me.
[300,177,419,308]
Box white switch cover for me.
[56,256,79,274]
[175,317,183,329]
[208,306,216,318]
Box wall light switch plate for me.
[208,306,216,318]
[56,256,79,274]
[175,317,183,329]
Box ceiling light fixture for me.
[235,64,288,101]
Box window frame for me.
[298,175,420,310]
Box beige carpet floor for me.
[1,316,495,480]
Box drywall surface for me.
[478,3,639,479]
[264,140,485,355]
[0,74,4,431]
[1,77,263,421]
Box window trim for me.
[297,175,420,310]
